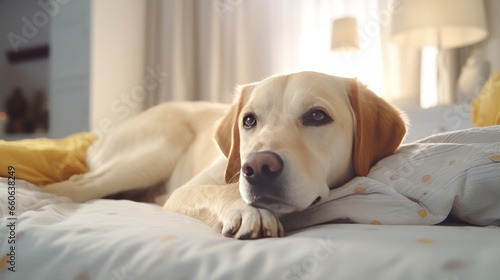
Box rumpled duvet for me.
[282,126,500,230]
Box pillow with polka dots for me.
[282,126,500,230]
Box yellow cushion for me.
[472,70,500,126]
[0,132,97,185]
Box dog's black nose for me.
[242,151,284,185]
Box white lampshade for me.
[391,0,488,49]
[331,17,359,51]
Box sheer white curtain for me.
[145,0,407,106]
[145,0,293,105]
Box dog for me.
[43,71,407,239]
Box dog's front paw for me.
[42,178,86,202]
[220,206,284,239]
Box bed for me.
[2,69,500,280]
[1,123,500,280]
[1,178,500,280]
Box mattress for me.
[1,179,499,280]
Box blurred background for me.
[0,0,499,141]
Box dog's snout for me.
[242,151,284,185]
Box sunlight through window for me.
[420,46,438,108]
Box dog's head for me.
[215,72,406,214]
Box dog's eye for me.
[242,114,257,129]
[301,108,333,126]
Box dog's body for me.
[43,72,406,239]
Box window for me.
[420,46,438,108]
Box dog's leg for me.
[164,157,284,239]
[164,181,284,239]
[43,138,183,202]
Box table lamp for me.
[331,17,360,52]
[390,0,488,105]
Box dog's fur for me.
[43,72,406,239]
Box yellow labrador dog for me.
[43,71,406,239]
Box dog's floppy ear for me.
[214,84,255,183]
[348,79,407,176]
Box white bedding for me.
[0,181,499,280]
[1,127,500,280]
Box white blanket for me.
[1,180,500,280]
[1,127,500,280]
[282,126,500,230]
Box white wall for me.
[47,0,147,137]
[0,0,50,110]
[89,0,147,136]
